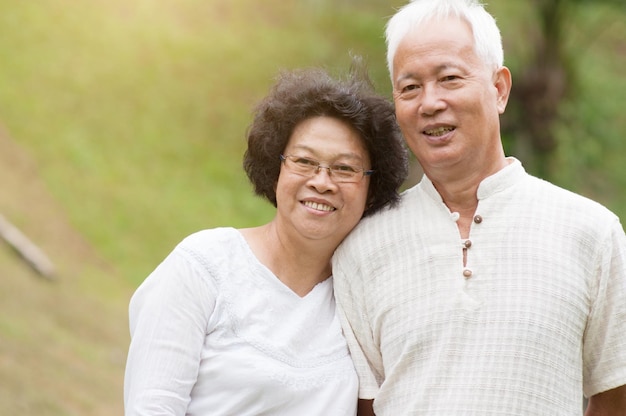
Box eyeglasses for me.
[280,154,374,183]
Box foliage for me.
[494,0,626,215]
[0,0,403,284]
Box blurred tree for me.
[503,0,624,178]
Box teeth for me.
[303,201,335,212]
[425,126,454,136]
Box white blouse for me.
[124,227,358,416]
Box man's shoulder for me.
[518,175,623,243]
[357,185,422,230]
[526,175,617,218]
[338,185,426,256]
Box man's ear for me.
[495,66,512,114]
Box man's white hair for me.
[385,0,504,77]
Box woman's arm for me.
[124,251,216,415]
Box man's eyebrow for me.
[435,62,463,72]
[395,63,462,82]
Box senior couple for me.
[124,0,626,415]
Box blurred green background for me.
[0,0,624,414]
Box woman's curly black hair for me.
[243,58,408,217]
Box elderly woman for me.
[123,62,408,416]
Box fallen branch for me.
[0,213,56,279]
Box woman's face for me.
[274,116,371,247]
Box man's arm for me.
[585,385,626,416]
[357,399,375,416]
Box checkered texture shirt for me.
[333,158,626,416]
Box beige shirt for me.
[333,158,626,415]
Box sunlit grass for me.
[1,0,625,285]
[0,0,410,283]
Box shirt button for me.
[463,269,473,279]
[473,215,483,224]
[463,240,472,249]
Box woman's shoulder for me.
[180,227,240,247]
[175,227,247,266]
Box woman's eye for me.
[294,157,317,166]
[333,164,358,173]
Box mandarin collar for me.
[418,157,525,204]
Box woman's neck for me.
[239,223,333,297]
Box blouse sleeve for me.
[124,247,217,416]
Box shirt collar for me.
[418,157,525,203]
[476,157,525,200]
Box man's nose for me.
[420,85,447,116]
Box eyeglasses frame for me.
[279,154,374,183]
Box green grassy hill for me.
[0,1,404,413]
[0,0,624,414]
[0,125,129,415]
[0,0,407,284]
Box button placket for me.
[461,239,472,279]
[461,214,482,280]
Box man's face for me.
[391,16,510,179]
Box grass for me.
[0,0,403,413]
[0,128,130,415]
[0,0,406,283]
[0,0,624,414]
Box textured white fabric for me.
[125,227,358,416]
[333,158,626,415]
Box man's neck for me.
[427,156,509,238]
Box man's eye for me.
[402,84,418,92]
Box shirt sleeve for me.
[583,218,626,397]
[124,248,217,416]
[333,249,384,399]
